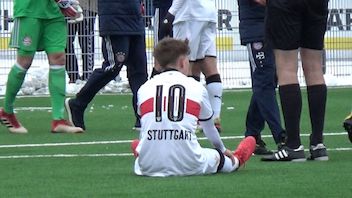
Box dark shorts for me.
[154,7,173,43]
[102,35,147,78]
[265,0,329,50]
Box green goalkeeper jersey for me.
[14,0,63,19]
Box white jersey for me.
[134,70,216,177]
[169,0,217,24]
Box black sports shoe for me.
[65,98,86,130]
[307,143,329,161]
[343,113,352,143]
[254,139,273,155]
[261,145,306,162]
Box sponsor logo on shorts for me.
[23,36,32,46]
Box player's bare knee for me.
[48,52,66,65]
[17,56,34,69]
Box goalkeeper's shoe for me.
[254,139,273,155]
[307,143,329,161]
[233,136,256,166]
[51,119,83,133]
[65,98,86,130]
[261,145,306,162]
[0,108,28,134]
[343,113,352,143]
[131,139,140,158]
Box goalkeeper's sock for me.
[205,74,223,119]
[307,84,327,145]
[49,66,66,120]
[4,64,27,113]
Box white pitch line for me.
[0,132,348,149]
[0,147,351,159]
[15,107,52,111]
[0,140,132,148]
[0,153,132,159]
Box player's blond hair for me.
[153,38,190,69]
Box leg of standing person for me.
[66,22,80,83]
[0,17,35,133]
[65,36,130,130]
[193,22,223,132]
[301,47,328,160]
[245,42,286,150]
[79,10,97,81]
[1,17,83,133]
[151,6,173,78]
[262,0,329,162]
[125,35,148,130]
[45,17,84,133]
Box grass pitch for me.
[0,87,351,197]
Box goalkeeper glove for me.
[55,0,84,23]
[160,12,175,37]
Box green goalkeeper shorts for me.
[10,17,67,56]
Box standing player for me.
[237,0,286,154]
[161,0,223,132]
[132,38,256,177]
[150,0,173,78]
[65,0,148,131]
[0,0,84,133]
[261,0,329,161]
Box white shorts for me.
[173,21,217,61]
[134,148,224,177]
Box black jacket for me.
[237,0,266,45]
[153,0,172,9]
[98,0,145,36]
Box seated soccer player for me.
[131,38,256,177]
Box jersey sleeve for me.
[199,87,213,121]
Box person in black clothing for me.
[65,0,148,131]
[66,0,98,83]
[260,0,329,161]
[237,0,286,155]
[150,0,173,78]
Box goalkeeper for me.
[0,0,84,133]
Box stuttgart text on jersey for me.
[147,129,192,141]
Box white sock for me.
[206,82,223,118]
[220,156,239,173]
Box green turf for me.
[0,88,351,197]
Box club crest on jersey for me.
[23,36,32,46]
[252,42,263,50]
